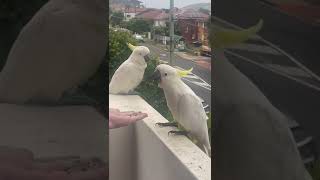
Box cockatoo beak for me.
[144,55,151,62]
[148,69,161,82]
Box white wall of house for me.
[154,20,166,27]
[154,35,170,45]
[124,12,136,21]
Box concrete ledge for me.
[109,94,211,180]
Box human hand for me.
[109,108,148,129]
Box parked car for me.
[200,45,211,57]
[133,34,144,42]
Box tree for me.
[110,11,124,27]
[125,19,152,34]
[153,26,168,36]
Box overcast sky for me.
[142,0,211,9]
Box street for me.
[140,42,212,113]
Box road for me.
[214,0,320,162]
[140,42,212,113]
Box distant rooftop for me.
[176,9,209,20]
[125,7,146,13]
[181,3,211,11]
[136,9,169,20]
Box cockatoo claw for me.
[168,130,189,136]
[156,122,178,127]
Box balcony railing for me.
[109,94,211,180]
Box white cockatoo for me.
[0,0,106,104]
[109,43,151,95]
[211,20,312,180]
[150,64,211,156]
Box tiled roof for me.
[136,9,169,20]
[125,8,146,13]
[176,9,209,20]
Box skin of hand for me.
[0,146,108,180]
[109,108,148,129]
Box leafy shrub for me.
[110,11,124,27]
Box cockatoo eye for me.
[139,53,142,56]
[164,73,167,76]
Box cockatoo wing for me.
[109,61,143,94]
[177,93,210,154]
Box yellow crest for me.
[177,67,193,77]
[211,19,263,49]
[127,43,137,51]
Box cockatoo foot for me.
[156,122,178,127]
[168,130,189,136]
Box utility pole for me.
[169,0,174,66]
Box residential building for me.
[176,9,209,46]
[136,9,169,27]
[123,8,145,21]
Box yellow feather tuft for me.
[127,43,137,51]
[177,67,193,77]
[210,19,263,49]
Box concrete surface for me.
[109,94,211,180]
[0,104,108,160]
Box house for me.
[176,9,209,46]
[135,9,169,27]
[110,3,127,12]
[123,7,146,21]
[110,0,146,21]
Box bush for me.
[110,11,124,27]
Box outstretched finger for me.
[126,112,148,123]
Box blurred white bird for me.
[0,0,106,104]
[211,20,312,180]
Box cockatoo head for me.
[127,43,151,62]
[149,64,193,87]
